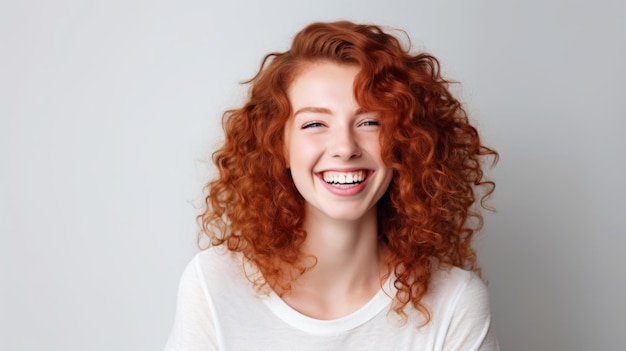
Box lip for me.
[315,169,373,196]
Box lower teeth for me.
[333,184,356,188]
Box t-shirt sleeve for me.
[442,273,500,351]
[165,256,219,351]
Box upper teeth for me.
[323,171,366,184]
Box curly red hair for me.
[199,21,497,322]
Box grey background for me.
[1,0,624,350]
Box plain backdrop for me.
[1,0,624,350]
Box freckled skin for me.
[283,62,392,223]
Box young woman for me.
[166,21,499,350]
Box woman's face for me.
[283,62,392,223]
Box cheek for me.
[289,138,322,173]
[289,141,311,166]
[362,137,383,160]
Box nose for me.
[329,128,361,160]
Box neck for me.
[280,205,389,319]
[296,205,386,294]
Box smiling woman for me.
[166,21,499,350]
[284,63,392,223]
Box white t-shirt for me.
[165,248,499,350]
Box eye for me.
[360,120,380,127]
[302,121,324,129]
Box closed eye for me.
[360,120,380,127]
[302,122,325,129]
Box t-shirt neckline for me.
[263,274,396,335]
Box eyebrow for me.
[293,107,367,117]
[293,107,331,117]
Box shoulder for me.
[193,245,237,269]
[428,266,489,305]
[165,247,256,351]
[175,247,230,287]
[425,266,491,323]
[424,266,499,351]
[165,248,234,351]
[173,247,241,306]
[182,246,251,291]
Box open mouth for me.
[321,170,368,187]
